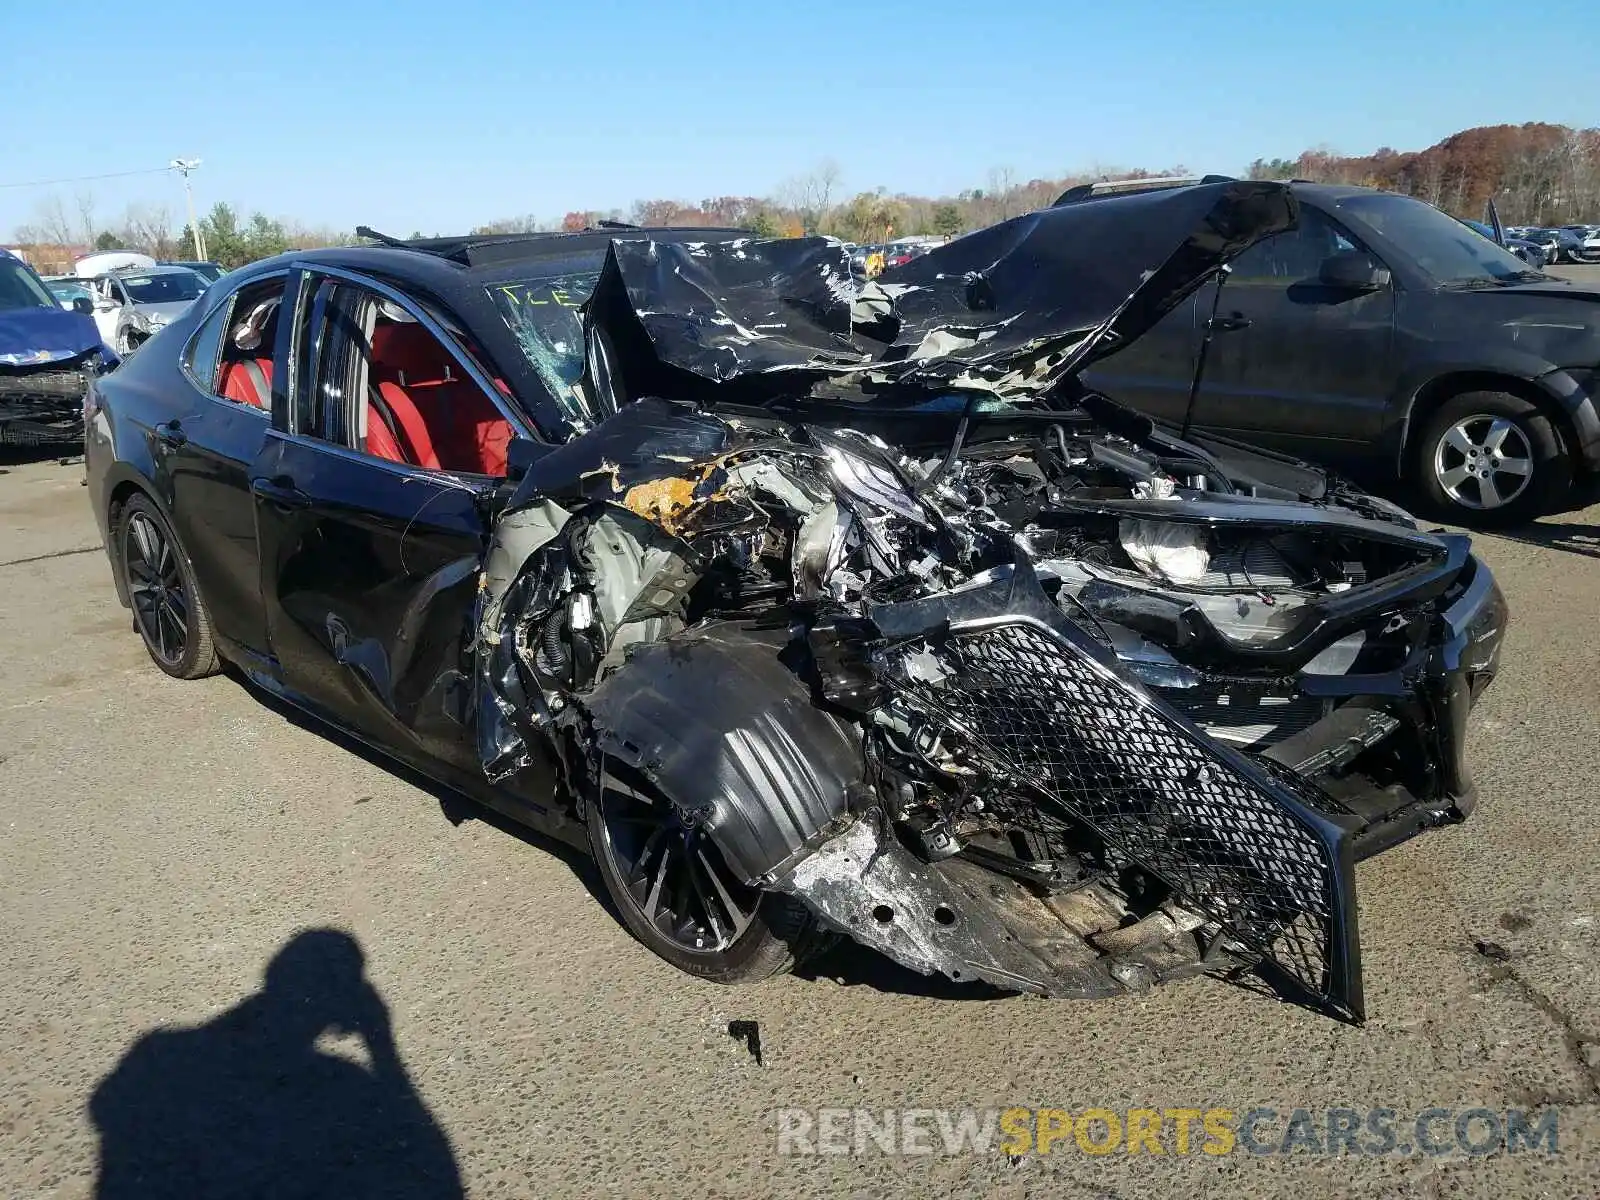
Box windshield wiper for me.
[1438,274,1537,290]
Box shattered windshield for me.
[487,273,600,423]
[1339,193,1541,285]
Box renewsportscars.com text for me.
[775,1105,1561,1158]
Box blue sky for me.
[1,0,1592,239]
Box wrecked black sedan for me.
[86,182,1506,1021]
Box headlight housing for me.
[824,443,930,526]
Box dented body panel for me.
[251,431,491,775]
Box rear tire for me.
[586,758,831,985]
[117,494,220,679]
[1412,390,1568,526]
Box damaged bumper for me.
[782,556,1505,1022]
[1265,553,1507,860]
[0,367,90,445]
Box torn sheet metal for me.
[583,234,871,391]
[514,395,736,504]
[772,816,1127,997]
[474,497,573,780]
[583,180,1298,409]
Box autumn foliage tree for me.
[1248,123,1600,225]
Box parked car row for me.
[848,236,943,278]
[40,252,221,357]
[1461,218,1548,267]
[0,246,227,446]
[1507,224,1600,263]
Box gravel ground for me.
[2,360,1598,1197]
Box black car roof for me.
[1052,176,1425,211]
[242,226,753,301]
[215,225,753,440]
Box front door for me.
[1186,205,1397,459]
[1079,291,1202,425]
[251,270,520,777]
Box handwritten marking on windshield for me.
[495,284,581,309]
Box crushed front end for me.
[0,355,101,446]
[472,181,1508,1020]
[783,422,1505,1023]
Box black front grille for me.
[883,620,1359,1018]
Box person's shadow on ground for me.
[88,929,464,1199]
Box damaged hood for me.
[581,180,1297,408]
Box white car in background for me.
[85,265,207,356]
[44,276,121,345]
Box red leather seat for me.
[368,321,512,476]
[369,383,441,470]
[365,404,408,464]
[218,358,273,408]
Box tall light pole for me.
[170,158,206,261]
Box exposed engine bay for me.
[473,182,1508,1022]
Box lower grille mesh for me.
[1158,681,1328,749]
[884,620,1352,1014]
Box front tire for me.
[586,758,829,985]
[1412,390,1568,526]
[117,494,220,679]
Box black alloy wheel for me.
[118,494,219,679]
[586,758,828,983]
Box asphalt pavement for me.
[2,399,1598,1197]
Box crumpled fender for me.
[583,622,864,884]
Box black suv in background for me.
[1080,182,1600,524]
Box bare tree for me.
[468,214,552,234]
[987,167,1020,220]
[29,195,76,245]
[116,203,179,256]
[777,159,843,234]
[75,191,98,246]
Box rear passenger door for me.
[251,268,528,777]
[160,272,289,660]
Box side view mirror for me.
[1319,250,1390,292]
[72,297,94,315]
[95,297,118,311]
[504,435,549,482]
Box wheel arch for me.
[1398,370,1576,472]
[583,622,866,886]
